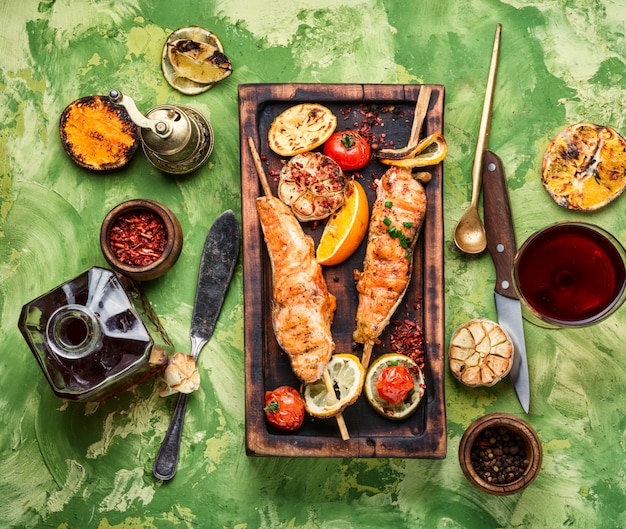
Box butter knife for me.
[483,151,530,413]
[153,209,240,481]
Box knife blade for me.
[482,151,530,413]
[153,209,240,481]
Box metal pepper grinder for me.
[108,89,214,175]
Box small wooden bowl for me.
[458,413,542,495]
[100,199,183,281]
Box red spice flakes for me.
[338,103,411,153]
[389,319,425,370]
[109,210,167,267]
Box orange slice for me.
[316,179,369,266]
[542,122,626,210]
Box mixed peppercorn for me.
[470,426,530,485]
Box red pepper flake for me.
[337,102,412,153]
[109,209,167,267]
[389,319,425,370]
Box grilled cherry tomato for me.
[375,364,415,405]
[323,131,371,171]
[263,386,305,430]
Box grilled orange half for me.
[60,95,140,171]
[542,122,626,210]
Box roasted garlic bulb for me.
[160,352,201,397]
[277,152,347,222]
[448,318,514,387]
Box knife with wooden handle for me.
[483,150,530,413]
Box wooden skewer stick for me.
[361,342,374,372]
[407,85,432,149]
[247,137,350,441]
[323,371,349,440]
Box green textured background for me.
[2,1,626,528]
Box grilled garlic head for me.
[278,152,347,222]
[160,352,201,397]
[449,318,514,387]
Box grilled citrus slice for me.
[268,103,337,156]
[448,318,514,387]
[162,26,231,95]
[167,39,232,84]
[59,95,140,170]
[303,354,364,418]
[277,151,347,222]
[542,122,626,210]
[316,179,369,266]
[379,133,448,168]
[364,353,426,420]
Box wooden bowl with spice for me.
[458,413,542,496]
[100,199,183,281]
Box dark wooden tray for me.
[239,83,446,458]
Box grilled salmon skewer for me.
[248,137,349,440]
[353,166,428,368]
[255,194,337,383]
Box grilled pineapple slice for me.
[449,318,513,387]
[268,103,337,157]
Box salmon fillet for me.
[353,166,427,350]
[256,195,336,383]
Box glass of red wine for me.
[513,221,626,328]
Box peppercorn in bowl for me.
[100,199,183,281]
[458,413,542,495]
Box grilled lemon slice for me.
[268,103,337,157]
[167,39,232,84]
[162,26,232,95]
[542,122,626,210]
[448,318,514,387]
[364,353,425,420]
[303,354,364,418]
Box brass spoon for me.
[454,23,502,254]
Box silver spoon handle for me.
[152,334,207,481]
[470,23,501,206]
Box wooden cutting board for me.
[239,83,446,458]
